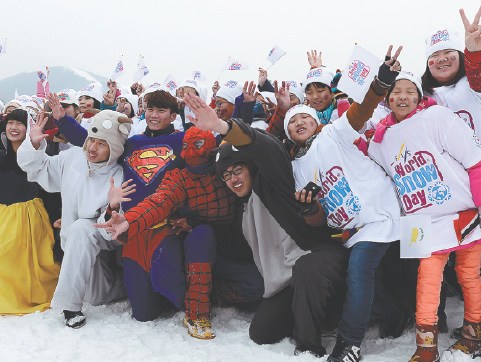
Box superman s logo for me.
[127,145,176,184]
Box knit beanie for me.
[77,82,104,103]
[179,79,201,96]
[215,143,256,179]
[392,72,423,97]
[57,89,79,106]
[216,81,243,105]
[283,104,319,141]
[83,110,131,165]
[286,80,305,104]
[425,28,463,60]
[303,67,335,92]
[4,108,29,127]
[117,87,139,115]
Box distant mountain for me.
[0,66,108,103]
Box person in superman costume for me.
[97,126,239,340]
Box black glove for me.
[377,59,400,87]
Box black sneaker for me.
[327,336,361,362]
[63,310,86,329]
[379,307,414,339]
[294,345,326,358]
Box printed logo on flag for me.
[166,81,177,91]
[410,227,424,246]
[348,60,370,86]
[140,65,149,76]
[228,62,242,70]
[37,71,47,82]
[193,71,201,80]
[430,30,449,45]
[114,61,124,73]
[268,47,276,57]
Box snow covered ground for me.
[1,296,479,362]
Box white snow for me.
[0,297,479,362]
[70,68,99,83]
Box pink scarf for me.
[372,96,437,143]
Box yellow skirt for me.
[0,198,60,315]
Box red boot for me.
[409,324,439,362]
[447,320,481,358]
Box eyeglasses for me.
[222,165,243,182]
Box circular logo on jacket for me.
[346,196,362,214]
[428,181,451,205]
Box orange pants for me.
[416,242,481,325]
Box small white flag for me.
[0,37,7,54]
[266,45,286,66]
[337,45,381,103]
[133,55,149,83]
[110,56,124,81]
[191,70,206,83]
[223,57,249,71]
[163,74,178,95]
[14,89,19,98]
[400,215,433,258]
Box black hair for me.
[421,51,466,95]
[305,82,332,93]
[385,81,423,108]
[146,90,179,114]
[4,108,28,126]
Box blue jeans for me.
[338,241,394,346]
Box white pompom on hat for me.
[424,28,464,60]
[286,80,305,104]
[284,104,319,141]
[77,82,104,103]
[216,80,243,105]
[303,67,335,92]
[83,110,131,165]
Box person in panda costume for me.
[17,109,132,329]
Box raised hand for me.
[258,68,268,87]
[94,211,129,240]
[243,81,257,103]
[108,177,136,209]
[377,45,403,86]
[29,116,48,149]
[460,6,481,52]
[47,93,66,121]
[103,80,118,106]
[274,80,290,113]
[183,93,229,134]
[307,50,323,68]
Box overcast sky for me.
[0,0,478,90]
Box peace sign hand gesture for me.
[460,6,481,52]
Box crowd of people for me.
[1,6,481,362]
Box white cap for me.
[286,80,304,104]
[77,82,104,103]
[117,87,139,115]
[179,78,201,95]
[425,28,463,60]
[216,80,243,105]
[57,89,79,106]
[303,67,335,92]
[284,104,319,141]
[393,71,423,97]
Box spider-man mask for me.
[181,127,217,166]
